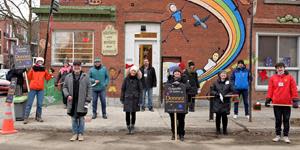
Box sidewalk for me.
[1,98,300,134]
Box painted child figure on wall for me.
[161,1,189,43]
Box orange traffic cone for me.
[0,103,17,134]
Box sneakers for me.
[149,107,154,112]
[233,115,238,119]
[130,125,135,134]
[70,134,78,141]
[246,115,250,120]
[272,135,281,142]
[127,125,131,134]
[283,136,291,143]
[179,135,184,141]
[35,117,44,122]
[78,134,84,141]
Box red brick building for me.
[33,0,300,105]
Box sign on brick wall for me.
[102,25,118,56]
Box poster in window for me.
[102,25,118,56]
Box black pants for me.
[126,112,136,126]
[169,113,186,136]
[188,95,195,111]
[215,113,228,132]
[274,106,291,136]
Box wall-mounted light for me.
[141,25,146,32]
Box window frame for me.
[51,30,95,66]
[255,32,300,91]
[264,0,300,5]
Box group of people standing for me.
[19,57,299,143]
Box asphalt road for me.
[1,131,300,150]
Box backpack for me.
[234,69,249,90]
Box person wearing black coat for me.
[184,61,199,112]
[120,65,143,134]
[6,66,26,96]
[167,69,190,141]
[140,58,157,111]
[210,71,235,135]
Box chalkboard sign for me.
[164,83,187,113]
[14,45,32,69]
[6,78,17,103]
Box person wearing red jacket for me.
[24,57,53,124]
[265,62,299,143]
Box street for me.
[1,131,300,150]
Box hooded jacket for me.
[27,65,52,90]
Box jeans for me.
[233,89,249,115]
[142,88,153,108]
[274,106,291,136]
[126,112,136,126]
[72,117,85,134]
[169,113,186,136]
[92,90,107,115]
[216,113,228,132]
[24,90,44,118]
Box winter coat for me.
[184,69,199,95]
[140,65,157,89]
[89,65,110,91]
[120,75,143,112]
[27,65,52,90]
[266,71,298,105]
[231,67,252,90]
[63,72,92,116]
[6,68,26,86]
[210,78,235,114]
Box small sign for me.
[14,45,32,69]
[164,83,187,113]
[6,78,17,103]
[102,25,118,56]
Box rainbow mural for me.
[188,0,246,82]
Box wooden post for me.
[174,112,177,141]
[24,72,30,92]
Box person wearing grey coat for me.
[63,61,92,141]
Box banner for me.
[164,83,187,113]
[13,45,32,69]
[6,78,17,103]
[44,78,62,106]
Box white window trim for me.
[51,30,95,67]
[255,32,300,91]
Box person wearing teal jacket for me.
[89,58,110,119]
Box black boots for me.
[92,113,97,119]
[127,124,135,135]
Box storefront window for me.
[256,34,300,90]
[52,31,94,66]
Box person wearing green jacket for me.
[89,58,110,119]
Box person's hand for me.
[292,99,299,108]
[67,96,72,102]
[50,67,55,73]
[265,98,272,107]
[95,80,100,84]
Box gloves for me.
[265,98,272,107]
[49,67,55,73]
[219,93,224,103]
[292,99,299,108]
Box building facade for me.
[34,0,300,105]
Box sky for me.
[1,0,40,20]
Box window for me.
[52,31,94,66]
[264,0,300,5]
[256,33,300,90]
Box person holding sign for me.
[265,62,299,143]
[166,69,190,141]
[210,71,235,135]
[24,57,53,124]
[120,65,143,135]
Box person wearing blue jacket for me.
[231,60,252,119]
[89,58,110,119]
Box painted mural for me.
[163,0,247,90]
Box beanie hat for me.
[130,65,139,72]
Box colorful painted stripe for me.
[188,0,246,82]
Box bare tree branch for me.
[7,0,28,23]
